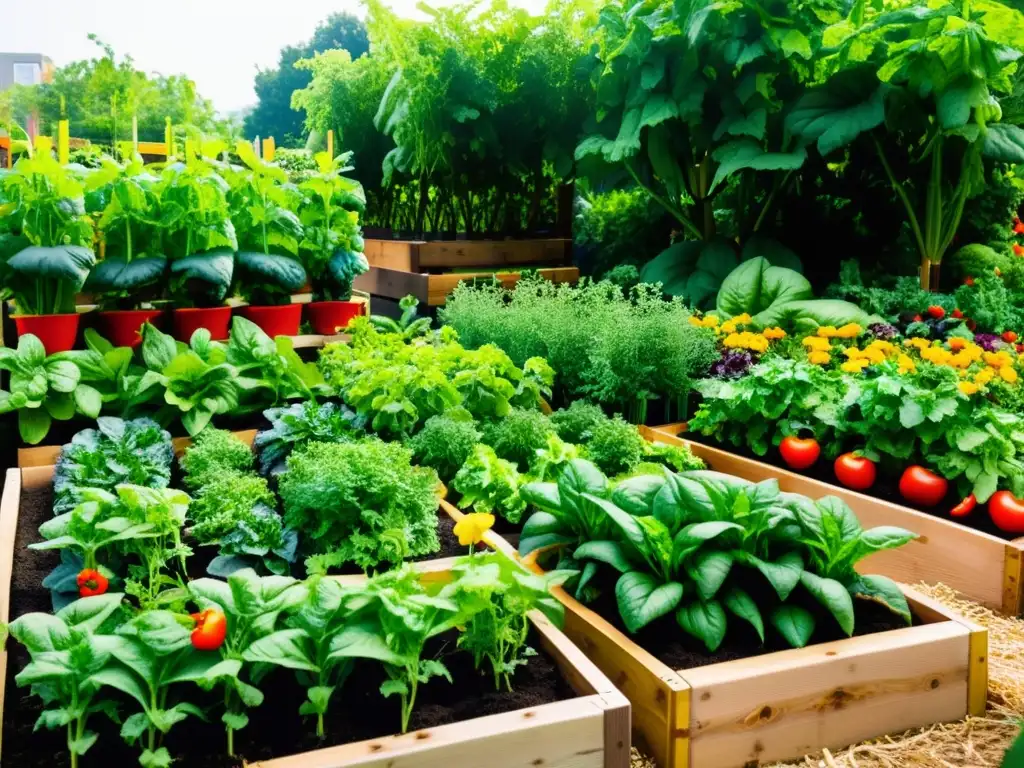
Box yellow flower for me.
[920,346,952,365]
[763,327,787,340]
[948,338,967,351]
[733,313,752,324]
[975,368,995,385]
[949,352,974,369]
[720,320,738,334]
[723,331,769,353]
[808,350,831,365]
[1000,365,1019,384]
[866,340,895,356]
[836,323,863,339]
[863,347,886,364]
[904,337,931,350]
[958,381,980,395]
[841,359,870,373]
[817,326,839,338]
[843,347,864,359]
[454,513,495,547]
[897,354,916,374]
[802,336,832,351]
[688,316,703,328]
[985,351,1013,369]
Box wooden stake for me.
[57,119,69,165]
[262,136,275,162]
[327,128,334,159]
[132,115,139,154]
[165,117,173,159]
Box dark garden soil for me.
[3,486,576,768]
[584,571,919,672]
[683,431,1020,542]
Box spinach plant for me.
[0,334,104,444]
[189,569,308,756]
[6,594,125,768]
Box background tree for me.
[244,13,369,147]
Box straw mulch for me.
[628,582,1024,768]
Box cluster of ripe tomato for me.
[777,436,1024,534]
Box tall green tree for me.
[244,13,369,148]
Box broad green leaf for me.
[687,550,733,601]
[615,572,684,633]
[244,629,318,672]
[676,599,727,652]
[848,574,912,624]
[723,586,764,641]
[574,540,633,573]
[740,550,804,600]
[771,604,815,648]
[800,572,854,636]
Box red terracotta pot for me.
[171,306,232,342]
[237,304,302,338]
[305,301,364,335]
[96,309,164,348]
[12,313,81,354]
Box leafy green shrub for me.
[959,167,1024,255]
[584,416,647,477]
[279,438,440,571]
[550,401,608,443]
[254,400,364,476]
[440,275,716,420]
[453,444,527,523]
[54,417,173,514]
[574,188,669,278]
[955,276,1024,334]
[481,408,555,471]
[181,428,254,490]
[945,244,1021,289]
[602,264,641,293]
[825,262,956,319]
[643,441,705,473]
[408,410,481,482]
[189,473,277,544]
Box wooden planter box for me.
[355,237,578,306]
[0,468,630,768]
[645,423,1024,617]
[441,498,988,768]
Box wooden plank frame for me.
[644,423,1024,616]
[0,469,630,768]
[441,471,987,768]
[354,265,581,306]
[362,238,572,272]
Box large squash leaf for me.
[170,249,235,304]
[86,256,167,292]
[716,257,812,318]
[235,252,307,293]
[7,245,96,288]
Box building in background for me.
[0,52,54,141]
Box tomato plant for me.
[833,453,876,491]
[191,608,228,650]
[898,466,948,507]
[950,495,977,518]
[989,491,1024,533]
[779,436,820,470]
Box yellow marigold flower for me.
[1000,365,1019,384]
[817,326,838,338]
[985,351,1013,369]
[843,347,864,359]
[920,346,952,365]
[808,351,831,365]
[897,354,916,374]
[836,323,863,339]
[841,359,870,373]
[866,340,895,355]
[688,316,703,328]
[863,347,886,364]
[975,368,995,385]
[720,320,738,334]
[958,381,980,395]
[948,338,967,351]
[904,337,930,350]
[802,336,831,351]
[454,512,495,547]
[949,352,973,369]
[734,313,752,324]
[763,327,786,340]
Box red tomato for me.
[1003,331,1018,343]
[779,436,820,470]
[965,276,975,287]
[989,491,1024,533]
[191,609,228,651]
[949,494,977,518]
[834,453,876,491]
[927,305,945,319]
[951,308,963,319]
[913,314,923,322]
[77,569,108,598]
[898,466,949,507]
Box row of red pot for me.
[12,300,365,353]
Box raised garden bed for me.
[468,504,987,768]
[645,423,1024,616]
[0,467,631,768]
[355,238,578,306]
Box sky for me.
[0,0,547,115]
